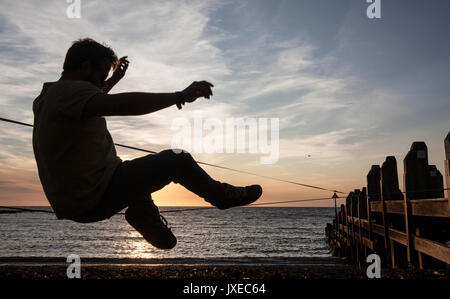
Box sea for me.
[0,207,335,262]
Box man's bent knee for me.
[160,149,194,165]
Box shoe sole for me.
[125,211,177,250]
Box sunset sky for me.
[0,0,449,208]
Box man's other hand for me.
[181,81,214,104]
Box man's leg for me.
[71,149,223,223]
[117,149,224,201]
[116,149,262,207]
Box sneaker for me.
[125,201,177,250]
[207,183,263,210]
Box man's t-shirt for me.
[32,79,122,220]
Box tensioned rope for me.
[0,116,346,194]
[0,196,345,215]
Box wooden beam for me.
[414,236,450,264]
[370,198,449,218]
[372,223,385,237]
[370,201,382,213]
[384,200,404,214]
[388,228,407,246]
[410,198,449,217]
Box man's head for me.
[62,38,118,89]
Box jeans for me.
[70,149,223,223]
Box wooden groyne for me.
[326,131,450,270]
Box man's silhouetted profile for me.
[32,38,262,249]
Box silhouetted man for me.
[32,38,262,249]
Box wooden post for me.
[404,142,429,200]
[381,156,404,268]
[403,143,429,268]
[367,165,382,258]
[390,238,397,269]
[333,193,338,232]
[379,161,392,267]
[403,190,414,268]
[358,188,366,260]
[428,165,444,198]
[367,165,381,201]
[352,190,360,221]
[444,131,450,201]
[364,187,373,251]
[336,210,341,256]
[340,204,346,257]
[353,189,361,267]
[332,193,340,255]
[350,191,357,264]
[346,192,353,263]
[346,193,352,218]
[381,156,403,201]
[359,187,368,220]
[416,228,424,269]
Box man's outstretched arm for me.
[83,81,214,118]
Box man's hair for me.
[62,38,118,74]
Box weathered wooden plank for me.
[410,198,450,217]
[372,223,385,237]
[370,201,382,213]
[370,198,449,217]
[414,236,450,264]
[388,228,407,246]
[385,200,404,214]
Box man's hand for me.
[111,56,130,81]
[177,81,214,109]
[102,56,130,93]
